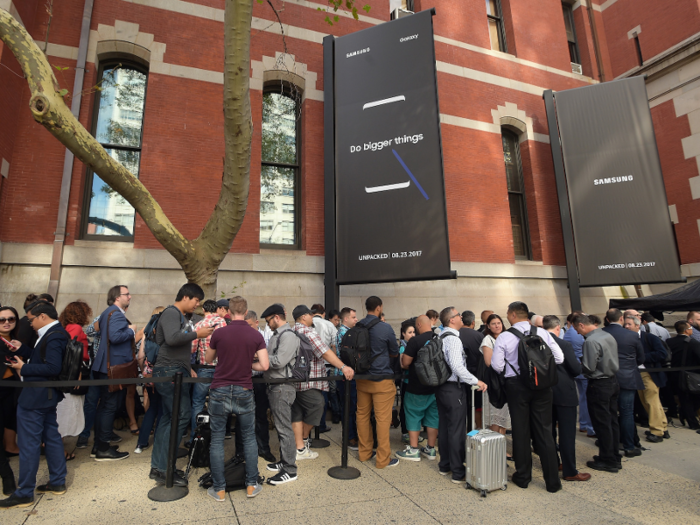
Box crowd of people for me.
[1,287,699,507]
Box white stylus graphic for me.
[363,95,406,110]
[365,181,410,193]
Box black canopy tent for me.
[608,279,698,320]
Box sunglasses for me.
[0,317,16,324]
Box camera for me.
[196,413,209,425]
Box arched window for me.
[260,89,300,247]
[501,129,531,259]
[81,62,147,240]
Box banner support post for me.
[543,90,582,312]
[323,35,339,311]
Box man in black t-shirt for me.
[459,310,484,429]
[395,315,439,462]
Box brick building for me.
[0,0,696,325]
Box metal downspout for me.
[47,0,94,298]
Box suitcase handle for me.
[471,385,490,430]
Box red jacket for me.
[65,323,89,361]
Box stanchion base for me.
[148,485,189,502]
[328,466,361,480]
[177,448,189,458]
[310,438,330,449]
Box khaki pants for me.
[356,379,395,468]
[638,371,667,436]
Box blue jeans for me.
[16,405,67,498]
[151,366,191,473]
[138,385,162,448]
[190,367,215,443]
[79,370,101,440]
[209,385,258,489]
[575,377,594,435]
[618,388,637,451]
[337,379,357,441]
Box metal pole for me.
[543,90,582,312]
[148,372,188,501]
[328,378,360,479]
[323,35,339,311]
[310,424,330,449]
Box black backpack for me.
[198,456,253,492]
[506,327,558,390]
[40,331,83,395]
[339,318,381,374]
[414,332,455,387]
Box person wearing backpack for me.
[435,307,487,483]
[491,301,564,493]
[291,305,353,460]
[1,302,69,509]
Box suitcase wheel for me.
[480,489,487,498]
[501,484,507,491]
[465,482,472,490]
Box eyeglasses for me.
[0,317,16,324]
[27,316,37,324]
[120,293,131,297]
[450,313,460,321]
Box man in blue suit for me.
[603,309,645,457]
[91,285,136,461]
[0,302,68,508]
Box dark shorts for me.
[291,389,325,426]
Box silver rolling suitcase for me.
[465,386,508,497]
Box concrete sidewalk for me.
[3,421,699,525]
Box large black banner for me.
[554,77,682,287]
[332,10,451,285]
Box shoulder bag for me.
[106,310,139,393]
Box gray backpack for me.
[414,332,456,387]
[271,330,315,381]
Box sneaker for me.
[385,458,400,468]
[207,486,225,502]
[361,451,377,462]
[451,476,466,484]
[395,446,421,462]
[90,446,97,458]
[266,462,283,473]
[348,439,359,451]
[296,447,318,461]
[224,432,232,440]
[304,437,312,449]
[267,469,297,485]
[0,494,34,509]
[108,432,122,443]
[438,468,451,476]
[246,483,263,498]
[401,433,410,444]
[36,483,67,495]
[134,444,149,454]
[75,437,89,449]
[95,447,129,461]
[420,446,437,461]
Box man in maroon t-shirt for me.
[206,296,269,501]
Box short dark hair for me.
[107,285,127,306]
[641,312,655,323]
[439,307,457,327]
[605,308,623,323]
[365,296,382,312]
[37,293,54,304]
[426,309,439,320]
[311,304,325,315]
[23,294,39,311]
[176,283,205,302]
[28,301,58,320]
[566,311,585,323]
[461,310,476,327]
[589,314,602,326]
[400,318,415,339]
[675,320,690,334]
[687,311,699,321]
[202,300,218,313]
[340,307,355,321]
[542,315,560,330]
[327,309,340,320]
[507,301,529,319]
[571,313,592,327]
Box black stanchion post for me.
[148,372,189,502]
[328,378,360,479]
[310,423,330,449]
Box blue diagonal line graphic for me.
[392,149,429,200]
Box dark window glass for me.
[562,3,580,64]
[83,66,147,239]
[486,0,507,53]
[502,130,531,259]
[261,91,299,247]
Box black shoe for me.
[259,451,277,463]
[95,447,129,461]
[267,469,297,485]
[75,437,89,449]
[624,448,642,457]
[2,477,16,497]
[546,483,562,493]
[0,494,34,509]
[662,431,670,439]
[36,483,67,495]
[586,460,618,473]
[332,416,341,425]
[646,434,663,443]
[108,432,122,443]
[152,469,188,487]
[512,479,529,489]
[149,467,185,480]
[224,432,232,440]
[90,445,97,458]
[594,455,622,469]
[318,426,331,433]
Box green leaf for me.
[53,65,61,71]
[325,15,333,25]
[62,67,69,71]
[352,6,358,19]
[334,15,339,22]
[57,88,69,97]
[346,1,353,9]
[363,5,371,13]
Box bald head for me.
[415,315,432,335]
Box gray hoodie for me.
[264,323,299,380]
